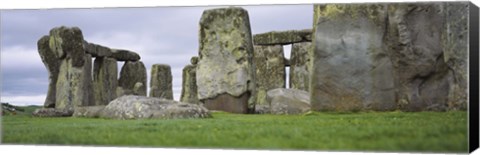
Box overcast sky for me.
[1,4,313,106]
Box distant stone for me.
[110,49,140,61]
[253,29,312,45]
[100,95,212,119]
[133,82,146,96]
[253,45,285,110]
[32,108,73,117]
[118,61,147,96]
[93,57,118,106]
[180,65,198,104]
[72,106,105,118]
[37,35,60,108]
[197,7,256,113]
[190,56,199,65]
[289,42,311,91]
[149,64,173,99]
[266,88,310,115]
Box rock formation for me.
[253,29,312,45]
[150,64,173,99]
[266,88,311,115]
[197,7,256,113]
[289,42,311,91]
[253,45,285,113]
[93,57,118,105]
[37,35,59,108]
[118,61,147,96]
[180,57,199,104]
[100,95,212,119]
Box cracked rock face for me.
[196,7,256,113]
[100,95,212,120]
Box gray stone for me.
[133,82,146,96]
[111,49,140,61]
[100,95,212,120]
[253,45,285,109]
[93,57,118,106]
[149,64,173,99]
[386,3,451,111]
[266,88,310,115]
[190,56,199,65]
[51,26,93,111]
[32,108,73,117]
[72,106,105,118]
[118,61,147,96]
[289,42,311,91]
[197,7,256,113]
[180,65,199,104]
[253,29,312,45]
[83,41,112,57]
[311,4,396,112]
[37,35,60,108]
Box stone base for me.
[202,93,249,114]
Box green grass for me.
[1,106,468,153]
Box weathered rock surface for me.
[118,61,147,96]
[100,95,212,119]
[197,7,256,113]
[32,108,73,117]
[51,26,93,110]
[311,4,396,111]
[111,49,140,61]
[253,45,285,109]
[84,41,112,57]
[190,56,199,65]
[93,57,118,105]
[180,64,199,104]
[72,106,105,118]
[266,88,310,115]
[253,29,312,45]
[38,35,60,108]
[150,64,173,99]
[289,42,311,91]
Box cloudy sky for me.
[1,4,313,106]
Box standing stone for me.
[149,64,173,99]
[118,61,147,96]
[197,7,256,113]
[180,64,198,104]
[50,26,92,111]
[83,54,94,106]
[311,4,396,111]
[37,35,59,108]
[386,3,452,111]
[253,45,285,112]
[93,57,118,106]
[290,42,311,91]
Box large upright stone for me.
[253,45,285,111]
[37,35,59,108]
[197,7,256,113]
[180,64,198,104]
[93,57,118,105]
[311,4,396,111]
[149,64,173,99]
[118,61,147,96]
[50,26,93,111]
[385,3,456,111]
[289,42,311,91]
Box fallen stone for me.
[197,7,256,113]
[100,95,212,120]
[72,106,105,118]
[93,57,118,105]
[180,64,199,104]
[266,88,310,115]
[110,49,140,61]
[149,64,173,99]
[32,108,73,117]
[289,42,311,91]
[37,35,60,108]
[118,61,147,96]
[253,29,312,45]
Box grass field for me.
[1,106,468,153]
